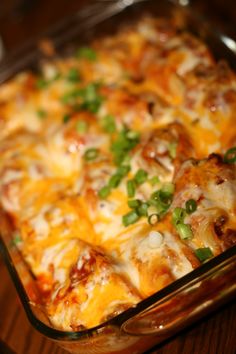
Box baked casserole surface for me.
[0,16,236,331]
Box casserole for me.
[0,0,236,353]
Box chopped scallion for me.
[117,165,131,177]
[126,130,140,140]
[137,202,149,216]
[148,176,160,186]
[100,114,116,133]
[122,210,140,227]
[98,185,110,199]
[109,174,122,188]
[149,186,173,215]
[79,83,103,113]
[127,180,136,198]
[61,89,80,104]
[61,83,103,113]
[194,247,213,262]
[36,78,48,89]
[148,214,159,226]
[121,155,131,166]
[128,199,141,209]
[11,233,22,247]
[185,199,197,214]
[66,68,80,83]
[76,120,88,133]
[176,223,193,240]
[172,207,186,226]
[36,72,60,89]
[63,114,71,123]
[76,47,97,61]
[161,183,175,197]
[36,109,47,119]
[84,148,99,161]
[111,128,140,166]
[134,169,148,185]
[223,147,236,164]
[167,142,177,159]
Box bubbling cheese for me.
[0,16,236,331]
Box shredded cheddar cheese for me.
[0,16,236,331]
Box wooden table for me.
[0,257,235,354]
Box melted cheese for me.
[0,16,236,331]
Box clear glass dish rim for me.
[0,0,236,342]
[1,235,236,341]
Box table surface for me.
[0,1,236,353]
[0,258,236,354]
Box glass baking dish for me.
[0,1,236,353]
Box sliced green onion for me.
[66,68,80,83]
[61,83,103,113]
[109,174,122,188]
[194,247,213,262]
[76,47,97,61]
[126,130,140,140]
[61,89,80,104]
[149,185,173,215]
[158,193,173,208]
[185,199,197,214]
[149,191,160,206]
[134,169,148,185]
[161,183,175,197]
[172,207,186,225]
[36,78,48,89]
[111,135,128,153]
[113,151,125,166]
[76,120,88,133]
[122,210,140,227]
[147,205,158,216]
[149,191,167,213]
[223,147,236,164]
[52,72,61,81]
[148,176,160,186]
[128,199,141,209]
[79,83,103,113]
[82,83,100,101]
[63,114,71,123]
[167,142,177,159]
[84,148,99,161]
[137,202,149,216]
[108,165,131,190]
[81,100,102,113]
[11,233,22,246]
[117,165,131,177]
[176,223,193,240]
[148,214,159,226]
[100,114,116,133]
[121,155,131,166]
[127,180,136,198]
[111,128,140,166]
[36,109,47,119]
[36,72,60,89]
[98,185,110,199]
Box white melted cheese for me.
[114,252,141,291]
[199,115,220,136]
[164,231,193,278]
[30,213,50,239]
[41,239,78,275]
[206,179,236,214]
[1,169,23,184]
